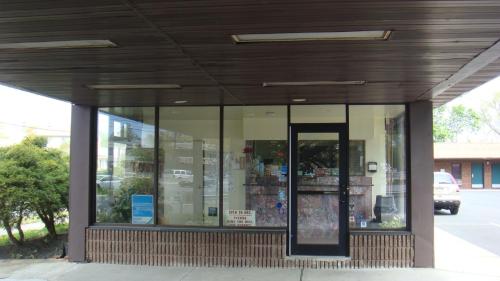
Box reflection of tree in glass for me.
[298,140,339,174]
[97,177,153,223]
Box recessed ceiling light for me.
[87,84,181,90]
[0,40,117,50]
[232,31,391,43]
[263,81,366,87]
[174,100,188,104]
[292,98,307,102]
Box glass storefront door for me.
[290,124,348,256]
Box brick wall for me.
[433,159,497,189]
[462,161,472,189]
[434,161,450,173]
[85,228,415,268]
[485,162,492,189]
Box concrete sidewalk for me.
[1,259,500,281]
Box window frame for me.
[91,104,411,233]
[222,105,289,228]
[346,104,410,231]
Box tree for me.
[433,105,481,142]
[480,91,500,136]
[0,147,31,245]
[0,136,68,241]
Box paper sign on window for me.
[224,210,256,227]
[131,194,154,224]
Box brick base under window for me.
[85,228,414,268]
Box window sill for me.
[349,229,411,235]
[88,224,287,233]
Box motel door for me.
[471,162,484,189]
[290,124,349,256]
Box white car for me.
[96,175,122,190]
[434,171,461,215]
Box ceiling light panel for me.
[263,81,366,87]
[232,31,391,43]
[0,40,117,50]
[88,84,181,90]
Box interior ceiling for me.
[0,0,499,107]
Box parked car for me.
[434,171,461,215]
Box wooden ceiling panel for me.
[0,0,498,106]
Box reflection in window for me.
[223,106,288,227]
[296,133,340,244]
[158,107,219,226]
[96,107,155,224]
[349,105,407,230]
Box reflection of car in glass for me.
[434,171,461,215]
[96,175,122,189]
[165,169,194,183]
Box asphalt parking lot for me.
[435,190,500,256]
[434,190,500,277]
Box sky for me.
[445,75,500,143]
[0,84,71,147]
[447,75,500,110]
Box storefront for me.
[70,103,433,268]
[8,0,494,270]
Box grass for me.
[0,223,68,247]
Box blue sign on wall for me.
[131,194,154,224]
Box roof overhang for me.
[0,1,499,107]
[434,143,500,160]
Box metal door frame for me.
[289,123,349,256]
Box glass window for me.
[96,107,156,224]
[158,107,219,226]
[348,105,407,230]
[349,140,365,176]
[296,132,341,244]
[291,105,346,123]
[223,106,288,227]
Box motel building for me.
[2,1,500,270]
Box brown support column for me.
[409,101,434,268]
[68,105,93,262]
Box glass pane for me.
[348,105,407,230]
[297,194,339,244]
[297,132,340,245]
[96,107,155,224]
[158,107,219,226]
[291,105,346,123]
[223,106,288,227]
